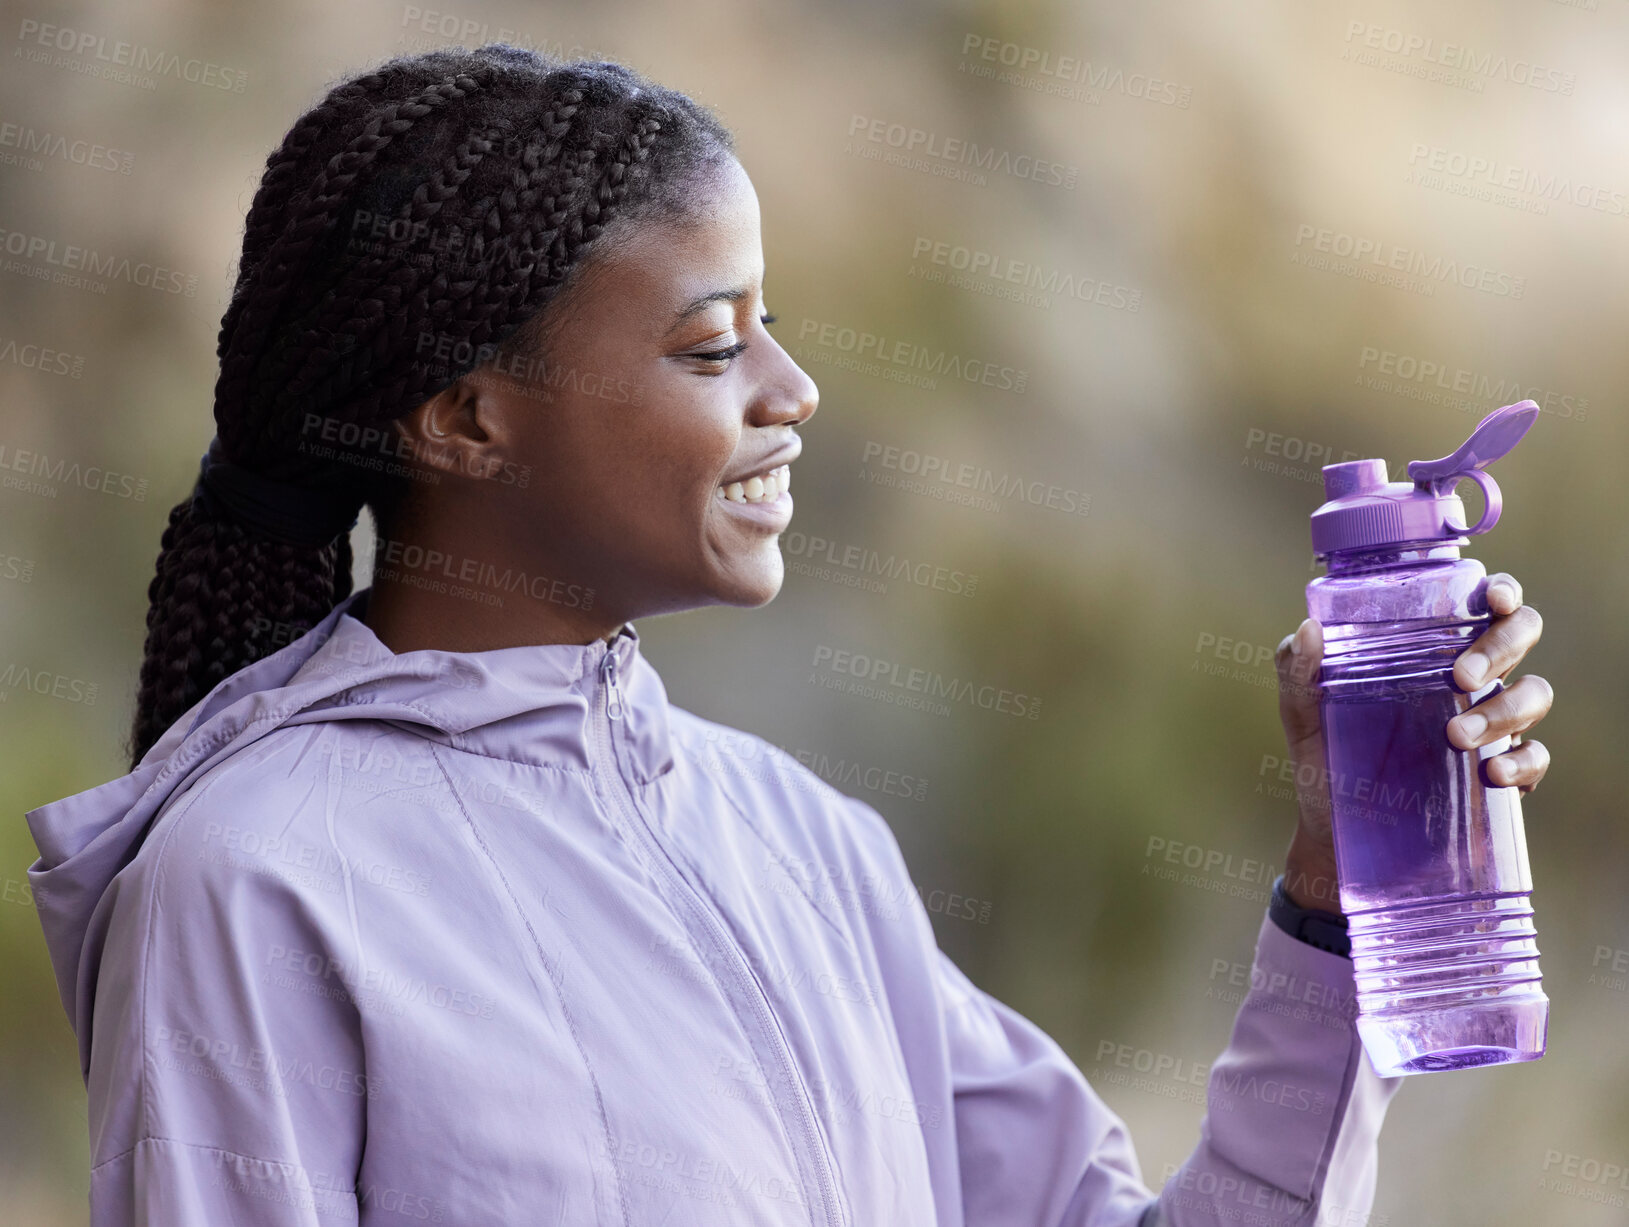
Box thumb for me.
[1275,617,1324,754]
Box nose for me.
[748,334,819,428]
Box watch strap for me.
[1268,873,1351,958]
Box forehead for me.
[583,158,764,310]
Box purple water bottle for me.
[1306,400,1547,1077]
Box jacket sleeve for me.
[938,910,1402,1227]
[84,783,369,1225]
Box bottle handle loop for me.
[1440,468,1503,536]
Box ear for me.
[391,374,512,482]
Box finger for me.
[1484,573,1523,617]
[1274,619,1323,747]
[1482,738,1551,792]
[1447,674,1555,750]
[1455,604,1543,692]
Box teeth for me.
[718,464,791,505]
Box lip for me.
[717,486,794,531]
[720,440,801,487]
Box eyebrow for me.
[666,285,760,333]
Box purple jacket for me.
[26,587,1398,1225]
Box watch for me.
[1268,874,1351,958]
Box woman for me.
[25,45,1553,1225]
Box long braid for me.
[282,77,594,405]
[272,119,510,405]
[221,71,498,458]
[129,46,735,768]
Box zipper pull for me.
[601,648,625,721]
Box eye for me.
[690,340,748,364]
[688,314,776,366]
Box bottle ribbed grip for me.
[1348,894,1542,1014]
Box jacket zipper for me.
[594,648,848,1227]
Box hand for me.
[1271,573,1554,913]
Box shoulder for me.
[665,705,918,889]
[131,720,427,921]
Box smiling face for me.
[379,154,819,638]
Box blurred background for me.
[2,0,1624,1222]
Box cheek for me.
[646,411,739,503]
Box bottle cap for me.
[1310,400,1539,556]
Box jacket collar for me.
[293,588,675,783]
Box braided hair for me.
[129,45,735,769]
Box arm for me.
[85,784,368,1225]
[936,905,1398,1227]
[1146,911,1396,1227]
[890,576,1553,1223]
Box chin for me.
[713,561,785,608]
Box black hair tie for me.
[192,436,363,549]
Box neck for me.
[358,572,629,654]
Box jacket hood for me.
[23,586,673,1074]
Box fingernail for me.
[1460,651,1488,687]
[1289,623,1305,656]
[1457,712,1487,744]
[1489,582,1514,607]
